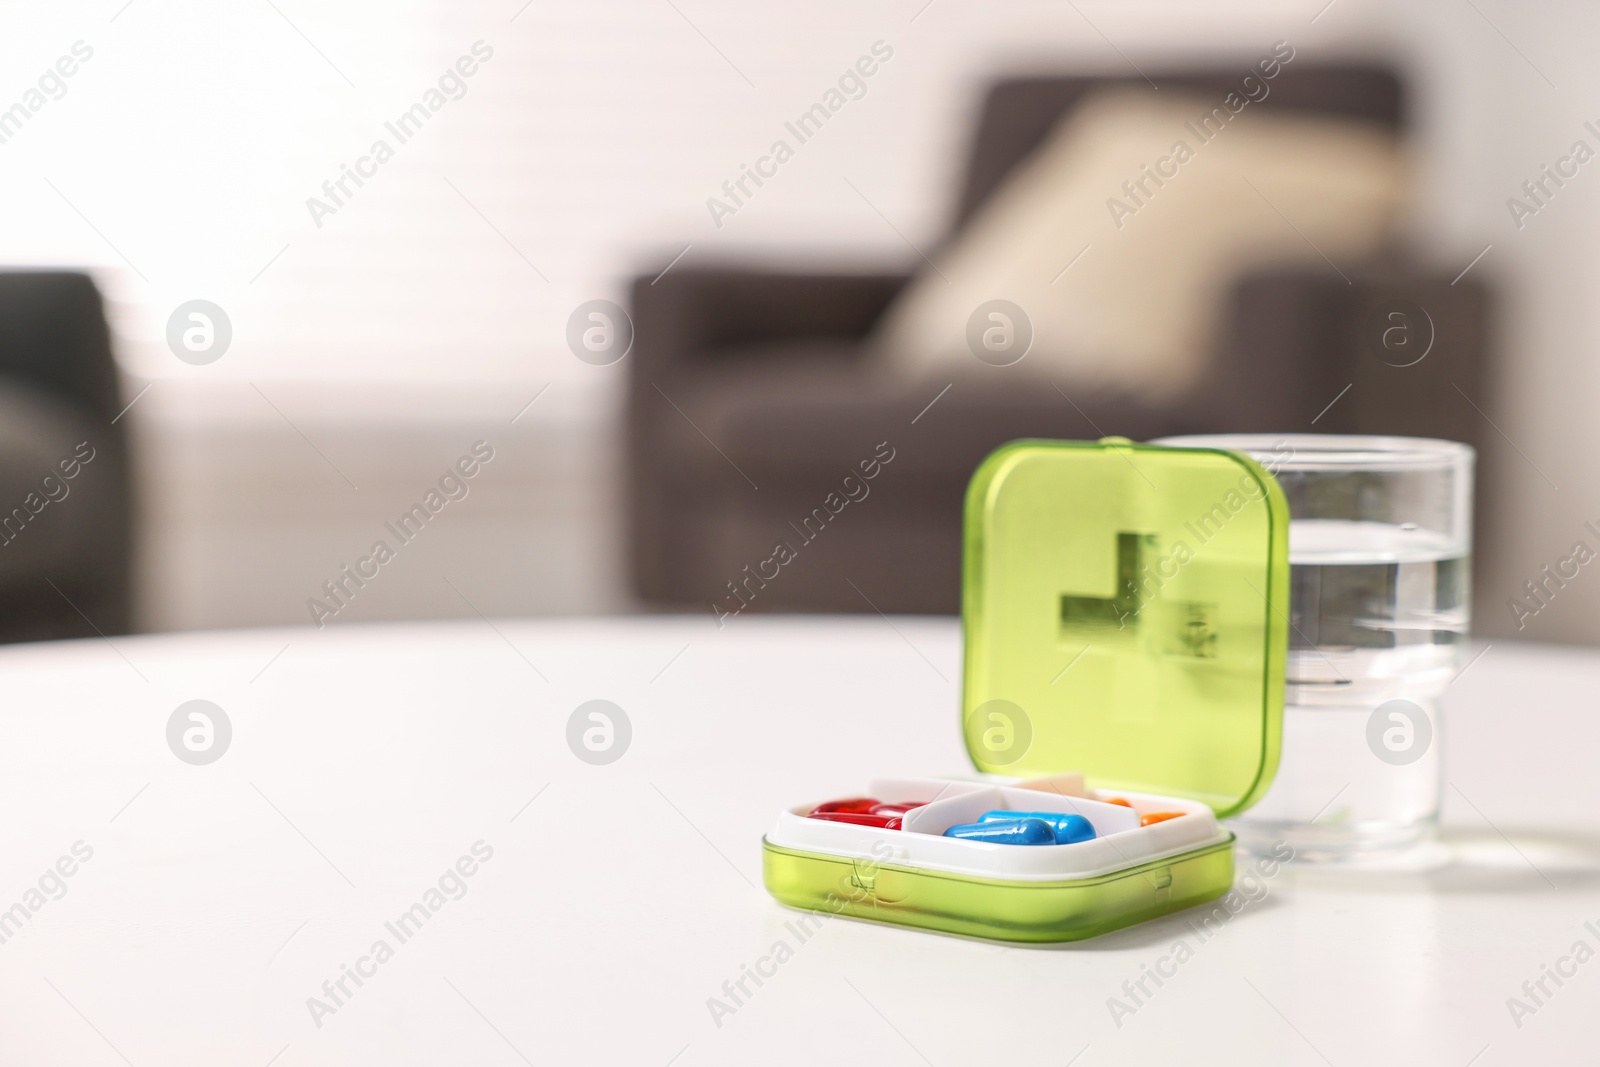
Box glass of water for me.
[1153,434,1474,859]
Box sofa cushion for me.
[870,87,1407,402]
[651,342,1202,494]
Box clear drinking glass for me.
[1154,434,1474,859]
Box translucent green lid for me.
[961,438,1290,817]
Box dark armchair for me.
[627,65,1489,616]
[0,272,133,641]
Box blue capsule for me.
[943,818,1056,846]
[977,810,1096,844]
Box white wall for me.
[126,377,627,630]
[0,0,1590,640]
[1411,1,1600,646]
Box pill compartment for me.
[762,439,1292,942]
[764,776,1233,942]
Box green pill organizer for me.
[763,438,1291,942]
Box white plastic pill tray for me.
[766,773,1226,880]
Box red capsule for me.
[809,811,902,830]
[869,802,925,815]
[813,797,881,815]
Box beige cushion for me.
[870,88,1409,402]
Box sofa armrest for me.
[0,271,122,423]
[624,265,910,605]
[1206,261,1491,448]
[627,267,911,391]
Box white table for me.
[1,618,1595,1065]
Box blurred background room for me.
[0,0,1591,646]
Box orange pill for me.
[1140,812,1184,827]
[1102,797,1133,808]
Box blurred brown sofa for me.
[627,65,1490,616]
[0,272,132,641]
